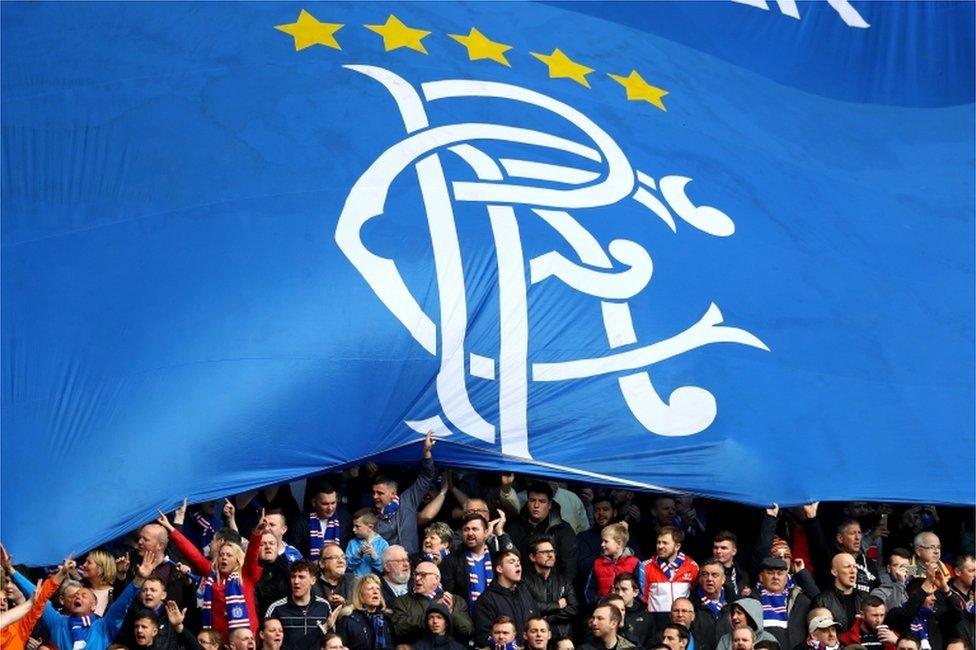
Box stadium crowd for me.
[2,433,973,650]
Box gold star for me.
[365,14,431,54]
[275,10,343,51]
[531,48,594,88]
[449,27,512,67]
[609,70,669,111]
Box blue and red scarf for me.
[757,587,789,628]
[309,513,342,560]
[466,551,493,608]
[377,495,400,521]
[695,585,725,618]
[910,606,932,647]
[197,570,249,631]
[657,552,686,579]
[68,614,99,648]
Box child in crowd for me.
[587,522,640,602]
[345,508,390,577]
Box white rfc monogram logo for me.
[335,65,769,459]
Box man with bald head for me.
[390,560,472,645]
[132,523,188,605]
[813,553,864,629]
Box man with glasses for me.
[390,561,473,645]
[911,532,952,582]
[523,536,578,641]
[669,599,696,649]
[380,546,413,605]
[311,546,353,608]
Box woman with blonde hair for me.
[336,574,393,650]
[79,550,117,615]
[158,506,265,642]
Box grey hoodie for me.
[715,598,780,650]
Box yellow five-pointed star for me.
[275,10,343,51]
[449,27,512,67]
[365,14,431,54]
[609,70,669,111]
[531,48,594,88]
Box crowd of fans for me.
[2,433,973,650]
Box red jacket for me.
[590,554,640,600]
[172,527,263,640]
[838,618,896,650]
[641,554,699,613]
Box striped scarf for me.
[197,570,249,631]
[423,548,450,563]
[466,550,493,608]
[910,605,932,646]
[695,586,725,618]
[377,496,400,521]
[309,513,341,560]
[657,552,686,579]
[193,512,217,550]
[368,611,391,650]
[758,587,789,628]
[68,614,99,648]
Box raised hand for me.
[766,503,780,518]
[136,550,163,585]
[423,429,436,458]
[802,502,820,520]
[115,553,131,577]
[173,498,188,526]
[222,498,236,521]
[165,600,187,630]
[792,558,806,574]
[156,510,175,532]
[54,554,76,582]
[0,544,13,575]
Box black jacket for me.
[521,567,578,640]
[623,600,656,649]
[507,503,579,583]
[813,587,864,630]
[286,511,353,558]
[439,534,513,600]
[256,554,291,620]
[472,581,539,645]
[412,601,467,650]
[337,609,394,650]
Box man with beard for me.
[838,596,899,650]
[390,561,472,646]
[579,603,634,650]
[813,554,864,629]
[441,514,513,609]
[507,483,578,583]
[380,546,413,605]
[523,536,578,641]
[641,527,700,629]
[474,550,539,643]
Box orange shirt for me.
[1,576,60,650]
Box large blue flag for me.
[2,1,973,565]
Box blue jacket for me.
[13,571,139,650]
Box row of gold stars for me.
[275,10,668,111]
